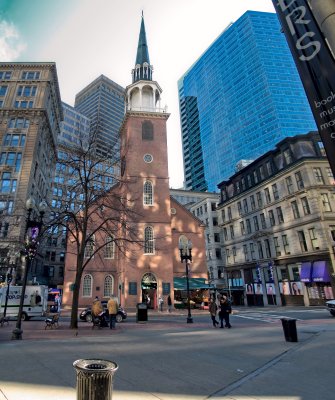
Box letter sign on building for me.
[272,0,335,176]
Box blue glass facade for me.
[178,11,317,192]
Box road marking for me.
[235,312,302,323]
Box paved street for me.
[0,307,334,400]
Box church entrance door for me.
[141,273,157,309]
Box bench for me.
[45,313,60,329]
[0,314,9,327]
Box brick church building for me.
[62,16,208,310]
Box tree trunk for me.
[70,267,83,329]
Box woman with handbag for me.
[219,295,232,328]
[209,298,219,327]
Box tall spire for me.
[132,13,153,83]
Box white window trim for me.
[143,180,153,206]
[82,274,93,297]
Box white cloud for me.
[0,20,26,60]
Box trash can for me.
[136,302,148,323]
[73,359,118,400]
[280,318,298,342]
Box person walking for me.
[209,298,219,327]
[167,295,172,313]
[158,296,164,312]
[54,294,61,313]
[146,294,151,308]
[107,295,119,330]
[219,295,232,328]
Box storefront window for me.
[306,283,333,300]
[278,267,289,281]
[291,266,300,281]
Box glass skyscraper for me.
[74,75,125,155]
[59,102,90,147]
[178,11,317,192]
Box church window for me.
[104,236,115,259]
[82,274,92,297]
[143,180,153,205]
[142,120,154,140]
[104,275,114,297]
[84,234,95,258]
[143,154,153,163]
[144,226,154,254]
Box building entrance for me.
[141,273,157,309]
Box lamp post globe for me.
[38,200,47,214]
[25,197,35,211]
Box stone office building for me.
[0,63,63,283]
[217,132,335,307]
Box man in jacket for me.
[219,295,232,328]
[92,297,104,327]
[107,295,119,329]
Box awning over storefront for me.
[300,262,312,282]
[174,278,213,290]
[311,261,331,282]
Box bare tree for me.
[47,127,141,329]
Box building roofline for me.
[75,74,125,101]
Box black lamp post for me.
[3,247,16,319]
[178,240,193,324]
[11,198,46,340]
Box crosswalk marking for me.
[234,312,302,323]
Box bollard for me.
[73,359,118,400]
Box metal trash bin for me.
[280,318,298,342]
[73,359,118,400]
[136,302,148,323]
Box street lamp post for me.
[178,240,193,324]
[3,255,15,319]
[11,198,46,340]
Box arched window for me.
[104,275,114,298]
[82,274,92,297]
[144,226,154,254]
[104,236,115,259]
[142,120,154,140]
[84,234,95,258]
[143,180,153,206]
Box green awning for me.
[174,277,213,290]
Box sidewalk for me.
[211,330,334,399]
[0,309,333,400]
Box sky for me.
[0,0,275,189]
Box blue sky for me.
[0,0,275,188]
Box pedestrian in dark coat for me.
[219,295,232,328]
[167,295,172,313]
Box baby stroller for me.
[92,311,108,329]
